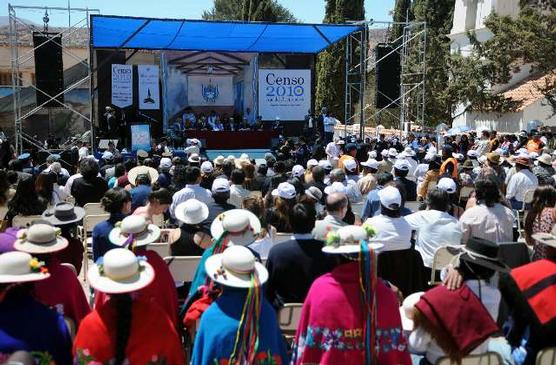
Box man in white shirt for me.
[405,188,462,269]
[228,169,251,208]
[325,138,341,166]
[506,155,538,209]
[170,166,213,218]
[402,146,418,177]
[323,115,338,143]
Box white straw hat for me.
[127,166,159,186]
[403,147,416,157]
[14,224,68,254]
[322,225,383,255]
[214,155,225,166]
[399,291,424,331]
[109,215,161,247]
[210,209,261,246]
[0,251,50,283]
[205,246,268,288]
[175,199,209,225]
[87,248,155,294]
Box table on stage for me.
[183,130,280,149]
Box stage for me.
[184,130,279,149]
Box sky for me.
[1,0,395,26]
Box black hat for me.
[447,237,509,273]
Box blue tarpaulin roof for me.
[91,15,362,54]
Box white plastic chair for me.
[151,214,165,228]
[12,215,43,228]
[436,352,503,365]
[536,347,556,365]
[164,256,202,285]
[429,246,456,285]
[148,242,170,258]
[83,202,105,216]
[77,213,109,282]
[278,303,304,340]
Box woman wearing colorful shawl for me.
[74,248,185,364]
[93,215,178,325]
[291,224,411,365]
[13,222,90,327]
[192,245,289,364]
[0,251,72,365]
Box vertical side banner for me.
[111,64,133,108]
[138,65,160,110]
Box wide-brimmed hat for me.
[531,224,556,248]
[88,248,155,294]
[109,215,161,247]
[537,153,553,166]
[201,161,214,174]
[322,224,383,255]
[399,292,425,331]
[205,246,268,289]
[14,224,68,254]
[175,199,209,225]
[0,251,50,283]
[514,155,531,167]
[188,153,201,164]
[446,237,509,273]
[214,155,225,166]
[272,182,296,200]
[462,160,474,169]
[486,152,501,165]
[403,147,416,157]
[42,202,85,226]
[136,150,149,159]
[210,209,261,246]
[305,186,323,201]
[127,166,159,186]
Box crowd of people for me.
[0,126,555,365]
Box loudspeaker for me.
[375,43,400,109]
[33,32,64,107]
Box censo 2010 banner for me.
[258,69,311,121]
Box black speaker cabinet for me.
[375,43,400,109]
[33,32,64,107]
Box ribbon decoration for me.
[359,240,378,365]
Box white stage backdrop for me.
[187,75,234,106]
[138,65,160,110]
[258,69,311,121]
[111,64,133,108]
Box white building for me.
[448,0,556,132]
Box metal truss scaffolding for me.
[8,4,99,154]
[344,20,427,139]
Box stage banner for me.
[111,64,133,108]
[187,75,233,106]
[258,69,311,121]
[130,124,151,151]
[138,65,160,110]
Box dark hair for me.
[114,163,126,178]
[142,158,156,168]
[113,294,132,365]
[291,203,316,234]
[135,174,151,186]
[101,188,131,214]
[8,176,46,216]
[257,164,268,176]
[380,204,401,218]
[0,170,10,205]
[274,161,286,174]
[231,169,246,185]
[35,173,55,206]
[325,193,348,213]
[212,190,230,204]
[376,172,393,186]
[394,167,408,178]
[184,166,201,184]
[124,159,137,172]
[79,158,100,180]
[474,179,501,207]
[8,159,22,172]
[525,186,556,240]
[242,164,256,190]
[311,166,325,183]
[222,161,234,178]
[460,259,495,281]
[242,196,268,237]
[427,188,449,212]
[148,188,172,205]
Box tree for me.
[445,1,556,117]
[315,0,365,121]
[202,0,297,23]
[391,0,413,42]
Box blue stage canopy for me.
[91,15,363,54]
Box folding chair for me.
[12,215,43,228]
[148,242,170,258]
[83,202,105,216]
[77,213,109,282]
[278,303,304,342]
[436,352,503,365]
[428,246,456,286]
[273,232,292,245]
[151,214,165,228]
[164,256,202,286]
[536,347,556,365]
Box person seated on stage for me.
[207,110,218,129]
[255,115,264,131]
[196,116,208,130]
[224,117,234,131]
[239,118,251,131]
[182,106,196,126]
[213,118,224,131]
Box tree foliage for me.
[202,0,297,23]
[315,0,365,121]
[391,0,413,41]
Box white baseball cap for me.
[388,148,398,158]
[159,157,172,169]
[393,159,410,171]
[403,147,416,157]
[318,160,332,170]
[378,186,402,209]
[467,150,479,158]
[381,149,389,157]
[368,150,377,159]
[292,165,305,178]
[343,159,357,172]
[211,178,230,193]
[437,177,457,194]
[306,159,319,169]
[102,151,114,160]
[324,181,347,195]
[361,158,379,170]
[271,182,296,200]
[201,161,214,174]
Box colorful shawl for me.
[291,261,411,365]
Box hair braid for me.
[113,294,132,365]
